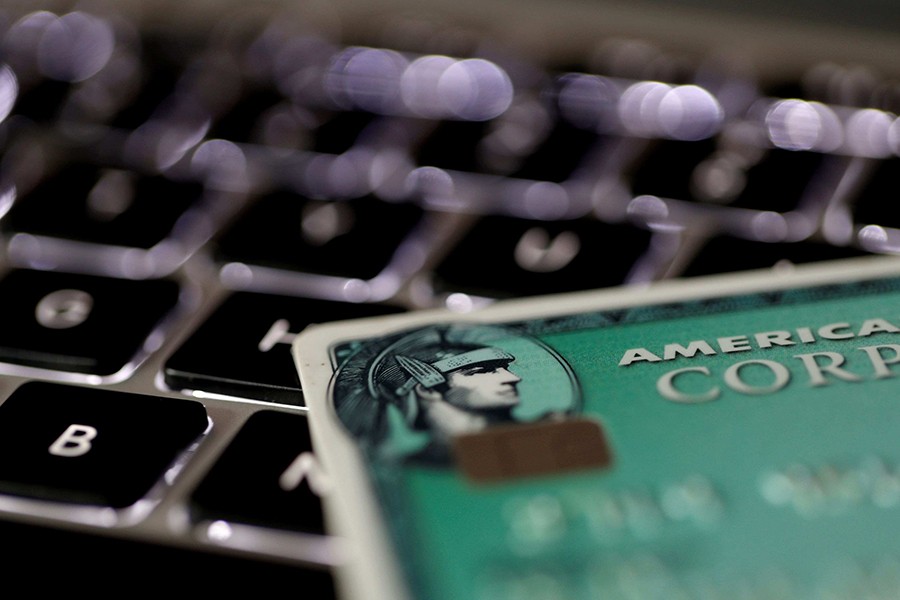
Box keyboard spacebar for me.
[0,518,336,595]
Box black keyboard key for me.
[432,215,652,298]
[164,292,403,404]
[191,410,325,533]
[3,163,203,249]
[417,88,601,180]
[417,99,576,178]
[731,149,825,212]
[509,120,601,182]
[0,269,179,375]
[0,518,335,595]
[851,158,900,228]
[0,382,208,508]
[109,66,181,130]
[631,138,719,201]
[108,34,191,130]
[682,235,869,278]
[209,88,295,144]
[215,192,423,280]
[9,79,72,123]
[416,120,491,173]
[312,110,378,155]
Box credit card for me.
[293,256,900,600]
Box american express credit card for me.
[294,257,900,600]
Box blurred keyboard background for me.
[0,0,898,593]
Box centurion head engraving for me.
[331,323,582,467]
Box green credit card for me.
[294,258,900,600]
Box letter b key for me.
[48,424,98,457]
[0,382,207,509]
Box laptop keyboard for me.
[0,3,898,592]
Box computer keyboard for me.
[0,1,898,593]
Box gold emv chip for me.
[451,418,612,483]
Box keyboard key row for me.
[0,212,886,395]
[0,383,329,538]
[3,134,890,280]
[0,268,403,398]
